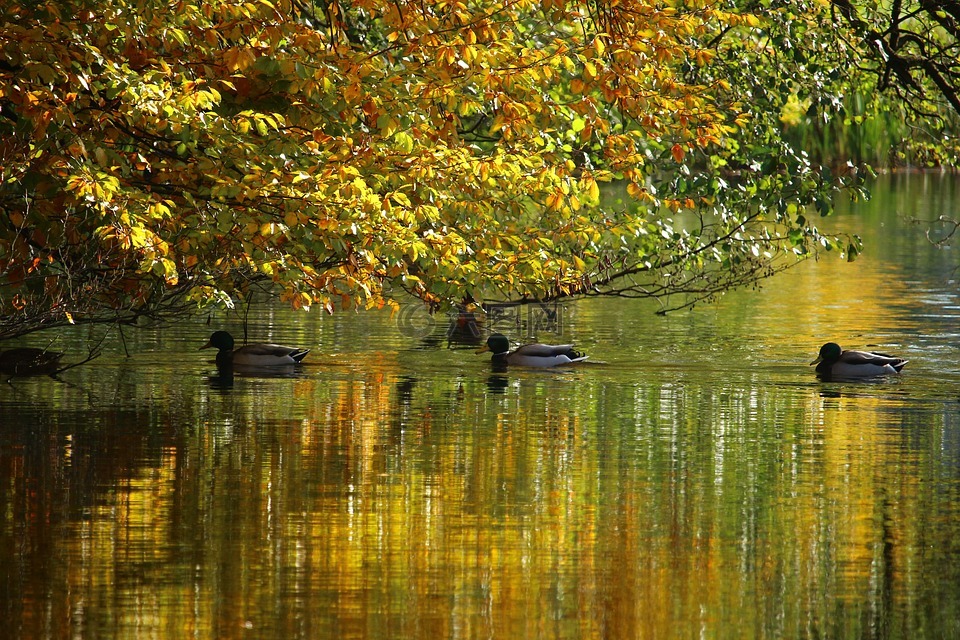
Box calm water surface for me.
[3,175,960,639]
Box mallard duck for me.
[200,331,309,367]
[810,342,907,378]
[476,333,587,367]
[0,347,64,376]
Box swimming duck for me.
[476,333,587,367]
[810,342,907,378]
[200,331,309,367]
[0,347,64,376]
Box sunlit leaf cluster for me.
[0,0,869,336]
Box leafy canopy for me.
[1,0,866,337]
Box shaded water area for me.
[3,174,960,639]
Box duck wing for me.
[506,353,589,367]
[513,343,582,358]
[233,343,310,365]
[841,349,908,370]
[822,350,908,378]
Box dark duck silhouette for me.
[476,333,587,367]
[810,342,907,378]
[200,331,309,367]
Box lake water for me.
[2,174,960,639]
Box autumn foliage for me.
[1,0,849,336]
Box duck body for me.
[201,331,309,367]
[0,347,64,376]
[811,342,907,379]
[477,333,587,368]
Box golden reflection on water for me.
[11,368,954,639]
[1,361,958,639]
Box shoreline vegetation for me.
[782,94,960,171]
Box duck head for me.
[201,331,235,352]
[810,342,842,365]
[476,333,511,355]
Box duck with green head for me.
[810,342,907,379]
[200,331,310,368]
[476,333,587,368]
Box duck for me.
[476,333,588,367]
[200,331,309,367]
[0,347,64,376]
[810,342,907,378]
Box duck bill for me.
[475,345,491,354]
[199,341,213,351]
[809,356,822,366]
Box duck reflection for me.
[206,362,305,390]
[207,366,235,389]
[487,367,510,394]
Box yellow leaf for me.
[395,131,414,153]
[580,123,593,144]
[545,192,563,211]
[586,177,600,202]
